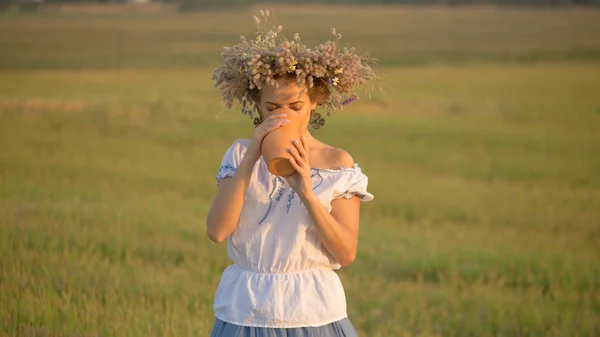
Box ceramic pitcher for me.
[261,112,300,177]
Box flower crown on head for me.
[212,10,378,123]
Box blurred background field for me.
[1,4,600,337]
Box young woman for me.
[207,10,376,336]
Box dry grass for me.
[1,6,599,336]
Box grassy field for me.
[1,5,600,337]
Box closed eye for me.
[265,101,304,112]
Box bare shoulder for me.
[328,147,355,169]
[312,141,355,170]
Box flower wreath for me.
[211,10,378,128]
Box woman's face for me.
[259,78,317,131]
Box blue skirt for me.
[210,318,359,337]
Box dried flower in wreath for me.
[309,112,326,130]
[253,114,264,127]
[212,10,378,125]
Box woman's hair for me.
[212,10,377,124]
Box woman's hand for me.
[245,113,289,163]
[285,135,314,201]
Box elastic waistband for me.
[230,263,331,276]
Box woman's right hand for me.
[245,113,290,163]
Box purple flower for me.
[342,97,356,106]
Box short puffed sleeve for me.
[331,166,374,202]
[215,139,250,185]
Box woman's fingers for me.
[266,113,288,124]
[258,117,288,136]
[288,147,302,163]
[292,138,307,160]
[288,148,309,172]
[267,119,285,129]
[301,135,309,157]
[267,112,287,118]
[288,156,303,173]
[257,122,278,136]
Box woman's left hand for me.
[286,135,314,201]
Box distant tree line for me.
[179,0,599,8]
[2,0,598,12]
[177,0,599,11]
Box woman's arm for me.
[206,112,289,243]
[206,155,257,243]
[286,136,361,266]
[302,194,360,266]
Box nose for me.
[272,107,294,114]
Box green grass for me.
[1,6,600,69]
[1,5,600,337]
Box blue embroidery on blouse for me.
[311,169,324,191]
[274,183,285,202]
[286,191,296,214]
[215,164,236,185]
[219,164,235,171]
[257,169,328,220]
[258,177,279,225]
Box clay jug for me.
[261,112,300,177]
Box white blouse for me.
[212,139,374,328]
